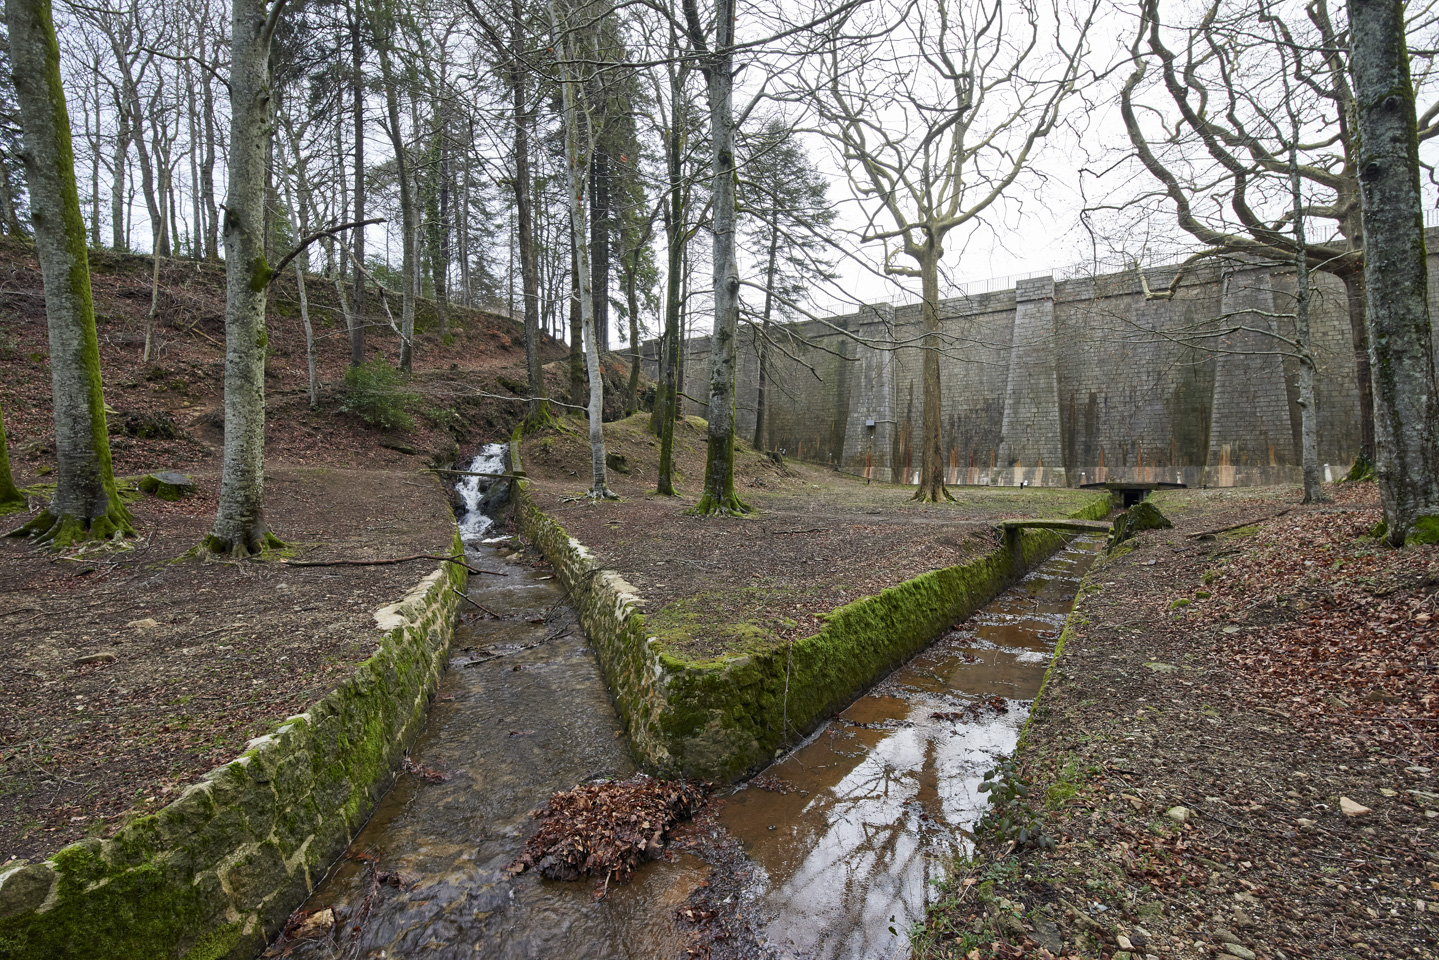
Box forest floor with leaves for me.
[0,236,593,862]
[914,483,1439,960]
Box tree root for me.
[687,492,753,517]
[194,529,287,560]
[9,504,135,547]
[910,484,956,503]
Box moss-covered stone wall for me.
[512,447,1109,781]
[0,534,467,960]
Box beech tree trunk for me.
[1339,269,1376,465]
[510,0,549,426]
[568,236,585,406]
[376,44,416,372]
[590,148,609,352]
[549,0,612,499]
[350,10,367,367]
[110,106,128,250]
[752,222,779,451]
[689,0,749,516]
[6,0,133,545]
[205,0,282,555]
[913,244,951,502]
[1347,0,1439,544]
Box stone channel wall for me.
[512,438,1110,781]
[644,233,1439,487]
[0,536,467,960]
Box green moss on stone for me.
[1405,514,1439,545]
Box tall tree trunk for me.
[86,81,100,247]
[0,401,24,511]
[690,0,748,515]
[1339,268,1376,467]
[624,250,640,416]
[186,69,203,259]
[549,0,611,498]
[117,61,167,257]
[913,243,951,502]
[205,0,282,555]
[277,127,320,409]
[436,135,451,338]
[752,220,779,451]
[511,0,549,426]
[6,0,132,544]
[655,193,683,494]
[350,10,367,367]
[568,234,585,406]
[110,106,128,250]
[376,44,416,372]
[590,147,609,352]
[1276,38,1329,506]
[1347,0,1439,544]
[200,59,219,260]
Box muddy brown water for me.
[267,534,1100,959]
[720,535,1103,960]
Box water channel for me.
[268,456,1101,959]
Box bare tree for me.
[6,0,134,545]
[548,0,615,498]
[1113,0,1439,472]
[202,0,289,555]
[682,0,751,515]
[812,0,1095,501]
[1347,0,1439,544]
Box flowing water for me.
[269,460,1100,959]
[720,535,1103,960]
[272,449,696,959]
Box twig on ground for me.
[450,588,503,618]
[280,553,505,575]
[1188,509,1293,539]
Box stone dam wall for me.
[644,239,1439,486]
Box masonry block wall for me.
[643,238,1435,487]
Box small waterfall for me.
[456,442,510,542]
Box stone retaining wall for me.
[0,535,467,960]
[512,436,1109,782]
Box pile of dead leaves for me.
[510,774,707,883]
[1193,503,1438,755]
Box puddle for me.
[720,537,1103,960]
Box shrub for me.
[340,359,416,431]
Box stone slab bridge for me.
[998,518,1113,566]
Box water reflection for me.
[721,537,1102,960]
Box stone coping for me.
[0,534,467,960]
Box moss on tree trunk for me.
[0,402,25,513]
[5,0,132,546]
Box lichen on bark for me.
[1346,0,1439,545]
